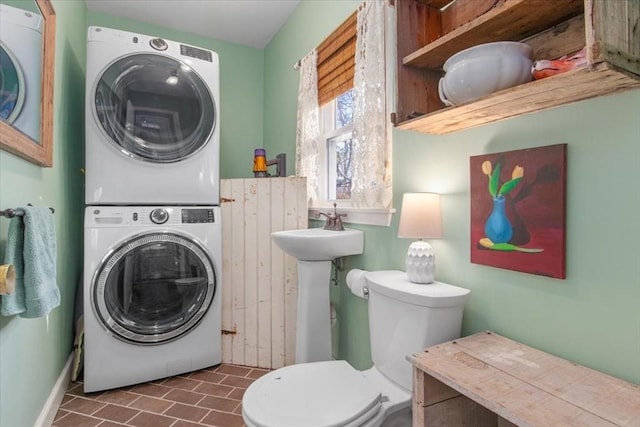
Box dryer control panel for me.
[180,45,213,62]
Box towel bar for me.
[0,206,55,218]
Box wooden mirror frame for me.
[0,0,55,167]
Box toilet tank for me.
[365,270,470,391]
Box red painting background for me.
[470,144,567,279]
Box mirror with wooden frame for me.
[0,0,55,167]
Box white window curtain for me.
[352,0,392,208]
[296,0,393,209]
[295,50,320,203]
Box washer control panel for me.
[87,207,218,226]
[129,207,216,225]
[181,208,215,223]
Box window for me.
[297,1,395,226]
[321,89,354,201]
[315,11,356,205]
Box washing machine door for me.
[93,232,216,344]
[0,43,26,123]
[93,53,216,163]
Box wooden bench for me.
[408,331,640,426]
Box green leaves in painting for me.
[481,161,524,198]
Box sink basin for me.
[271,228,364,261]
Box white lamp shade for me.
[397,193,443,239]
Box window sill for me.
[308,206,396,227]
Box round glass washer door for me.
[93,53,216,163]
[0,43,26,123]
[93,232,216,344]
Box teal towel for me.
[1,207,60,318]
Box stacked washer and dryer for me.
[83,26,222,393]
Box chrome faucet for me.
[316,203,347,231]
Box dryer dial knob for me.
[150,208,169,224]
[150,38,168,51]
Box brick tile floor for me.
[52,364,268,427]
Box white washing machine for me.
[83,205,222,393]
[0,3,42,141]
[85,26,220,205]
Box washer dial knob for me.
[149,38,168,51]
[150,208,169,224]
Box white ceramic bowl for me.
[439,42,533,106]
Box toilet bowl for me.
[242,270,470,427]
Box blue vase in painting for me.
[484,196,513,243]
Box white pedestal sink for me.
[271,228,364,363]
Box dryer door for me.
[0,44,25,123]
[93,232,216,344]
[93,53,216,163]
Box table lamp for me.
[397,192,443,284]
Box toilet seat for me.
[242,360,382,427]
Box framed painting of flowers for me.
[470,144,567,279]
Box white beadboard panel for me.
[220,179,234,364]
[269,178,286,369]
[243,180,259,367]
[221,177,307,369]
[230,179,246,364]
[256,178,272,368]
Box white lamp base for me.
[406,240,435,284]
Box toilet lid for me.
[243,360,381,427]
[365,270,470,307]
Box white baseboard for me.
[35,353,73,427]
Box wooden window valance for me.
[317,11,357,106]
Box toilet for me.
[242,270,471,427]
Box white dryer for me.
[85,26,220,205]
[0,3,42,141]
[83,205,222,392]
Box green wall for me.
[87,12,265,180]
[264,1,640,383]
[0,1,86,426]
